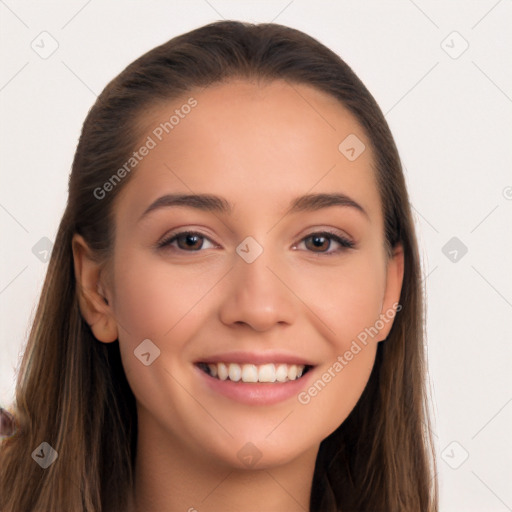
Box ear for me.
[71,233,118,343]
[377,243,404,342]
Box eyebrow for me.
[138,192,369,222]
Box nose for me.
[218,247,296,332]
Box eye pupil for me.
[178,233,203,250]
[307,235,329,251]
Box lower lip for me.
[195,365,316,405]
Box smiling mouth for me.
[196,362,314,383]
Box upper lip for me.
[195,351,315,366]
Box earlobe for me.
[71,233,118,343]
[377,243,405,342]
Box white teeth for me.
[217,362,228,381]
[275,364,288,382]
[202,362,307,383]
[228,363,242,382]
[258,364,276,382]
[241,364,258,383]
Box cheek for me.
[291,252,384,433]
[109,249,209,422]
[109,249,222,395]
[297,342,377,440]
[293,251,386,346]
[110,248,217,340]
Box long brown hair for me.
[0,20,437,511]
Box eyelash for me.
[156,230,355,255]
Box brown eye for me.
[158,231,216,252]
[305,234,330,252]
[176,233,203,250]
[298,231,355,254]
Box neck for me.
[128,417,318,512]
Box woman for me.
[0,20,437,511]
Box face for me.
[95,79,403,470]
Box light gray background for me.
[1,1,511,510]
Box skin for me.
[72,79,404,512]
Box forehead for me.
[114,79,382,227]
